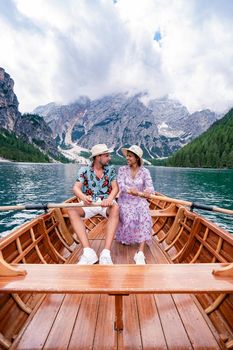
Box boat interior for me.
[0,196,233,349]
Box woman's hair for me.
[127,151,142,166]
[136,155,142,167]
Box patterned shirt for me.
[76,165,117,200]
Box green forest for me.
[166,108,233,168]
[0,128,51,162]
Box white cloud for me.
[0,0,233,113]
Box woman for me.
[116,145,154,264]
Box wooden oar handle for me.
[0,201,109,212]
[0,205,26,211]
[130,192,233,216]
[148,193,192,206]
[213,206,233,215]
[47,202,106,209]
[127,190,190,205]
[133,191,192,206]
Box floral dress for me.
[116,165,154,245]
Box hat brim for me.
[121,148,144,164]
[121,148,143,159]
[89,149,113,159]
[121,148,129,158]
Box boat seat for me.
[2,259,231,349]
[1,263,232,294]
[0,261,232,333]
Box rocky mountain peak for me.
[0,67,20,130]
[34,92,222,160]
[0,68,64,161]
[0,67,223,162]
[148,97,189,124]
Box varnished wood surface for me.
[1,198,232,350]
[1,263,233,294]
[11,240,223,350]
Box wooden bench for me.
[1,262,233,331]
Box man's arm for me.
[73,182,92,205]
[101,180,119,207]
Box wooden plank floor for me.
[12,228,223,350]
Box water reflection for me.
[0,163,233,237]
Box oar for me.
[129,191,233,216]
[0,201,106,212]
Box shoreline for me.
[0,158,232,170]
[0,157,11,163]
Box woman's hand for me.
[143,188,152,198]
[128,188,139,196]
[142,191,151,198]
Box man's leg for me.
[68,207,98,264]
[104,204,119,250]
[67,207,90,247]
[99,204,119,264]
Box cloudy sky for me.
[1,0,233,113]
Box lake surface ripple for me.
[0,163,232,237]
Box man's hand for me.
[101,198,113,207]
[82,195,93,205]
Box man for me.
[68,144,119,264]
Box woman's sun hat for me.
[121,145,143,160]
[89,144,112,158]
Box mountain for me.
[166,108,233,168]
[34,97,91,146]
[34,93,221,160]
[0,67,66,162]
[0,68,20,130]
[0,66,223,163]
[148,98,220,140]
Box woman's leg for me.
[138,241,145,252]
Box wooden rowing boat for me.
[0,195,232,349]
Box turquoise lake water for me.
[0,163,233,237]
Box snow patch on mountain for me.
[158,122,184,137]
[59,144,89,164]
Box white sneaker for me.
[99,249,113,265]
[134,251,146,265]
[77,248,98,265]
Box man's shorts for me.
[83,206,108,219]
[81,199,118,219]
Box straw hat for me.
[89,144,112,158]
[122,145,143,160]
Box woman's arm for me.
[143,168,154,194]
